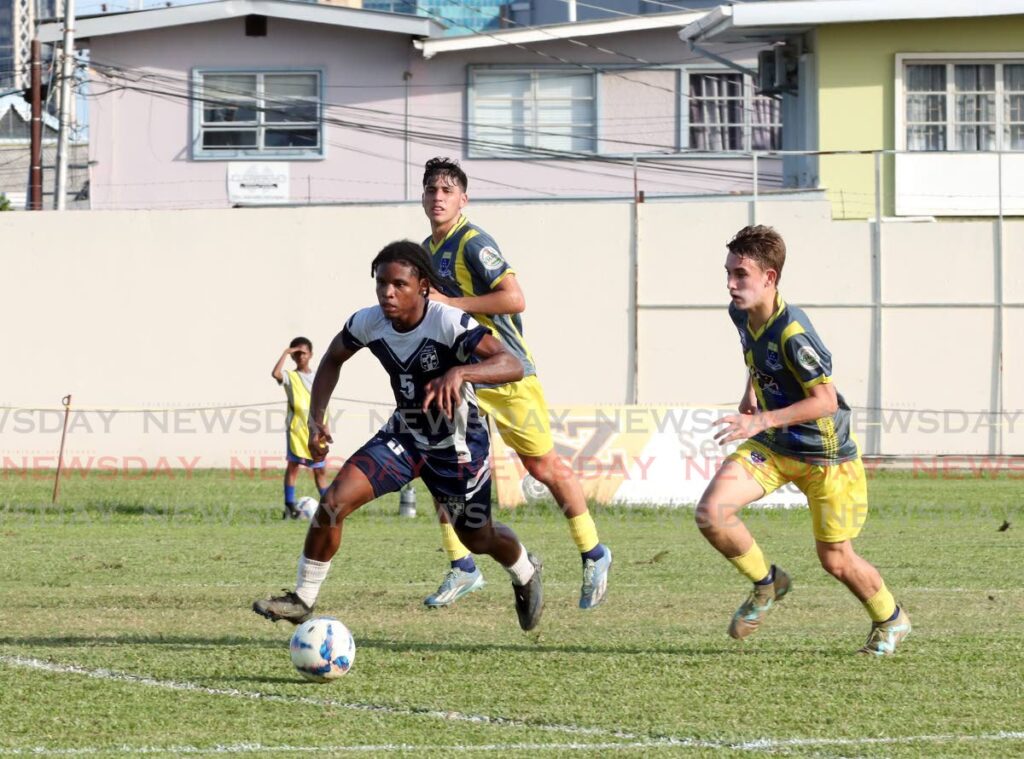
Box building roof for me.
[417,10,704,58]
[0,92,60,133]
[681,0,1024,43]
[38,0,443,43]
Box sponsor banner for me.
[490,405,809,509]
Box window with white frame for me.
[468,69,596,157]
[904,61,1024,152]
[193,71,322,159]
[688,71,781,152]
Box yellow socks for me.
[567,512,600,554]
[729,541,771,583]
[440,523,470,562]
[863,582,897,623]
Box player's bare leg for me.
[312,465,329,495]
[816,540,911,655]
[454,512,543,631]
[696,459,791,639]
[282,460,302,519]
[521,450,612,610]
[254,463,376,624]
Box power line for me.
[83,57,772,188]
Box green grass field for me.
[1,470,1022,757]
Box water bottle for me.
[398,485,417,518]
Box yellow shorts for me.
[475,375,554,458]
[729,439,868,543]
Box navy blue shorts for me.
[349,431,492,531]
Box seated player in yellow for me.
[696,225,911,656]
[419,157,611,610]
[271,337,330,519]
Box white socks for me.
[295,555,332,607]
[505,545,535,586]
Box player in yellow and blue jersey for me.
[419,157,611,611]
[272,338,329,519]
[696,225,911,656]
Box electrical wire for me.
[83,57,775,187]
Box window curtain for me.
[905,64,946,151]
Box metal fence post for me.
[750,152,759,226]
[993,151,1005,455]
[628,155,641,404]
[867,151,883,456]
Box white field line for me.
[734,731,1024,751]
[0,655,694,745]
[2,733,1024,757]
[2,655,1022,755]
[0,741,682,755]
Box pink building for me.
[40,0,783,209]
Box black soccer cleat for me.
[512,553,544,631]
[252,590,313,624]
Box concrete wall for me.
[2,197,1022,473]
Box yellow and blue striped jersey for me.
[729,295,857,465]
[423,216,535,382]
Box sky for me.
[77,0,211,18]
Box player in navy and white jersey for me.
[254,241,544,632]
[339,299,492,478]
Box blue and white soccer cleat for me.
[579,545,612,610]
[858,607,912,656]
[424,567,486,608]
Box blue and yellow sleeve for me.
[781,326,833,390]
[463,236,514,291]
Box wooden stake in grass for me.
[51,394,72,504]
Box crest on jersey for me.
[766,341,783,371]
[419,346,440,371]
[749,365,781,396]
[797,345,822,372]
[437,253,454,278]
[479,246,505,271]
[440,497,465,520]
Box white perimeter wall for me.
[2,198,1022,473]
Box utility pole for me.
[29,39,43,210]
[54,0,76,210]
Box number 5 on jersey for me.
[399,374,414,399]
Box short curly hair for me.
[371,240,447,293]
[422,157,468,192]
[727,225,786,285]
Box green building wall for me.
[814,17,1024,218]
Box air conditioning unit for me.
[757,44,799,95]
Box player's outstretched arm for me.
[714,381,839,446]
[422,334,523,418]
[306,331,356,460]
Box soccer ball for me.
[289,617,355,682]
[295,496,319,520]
